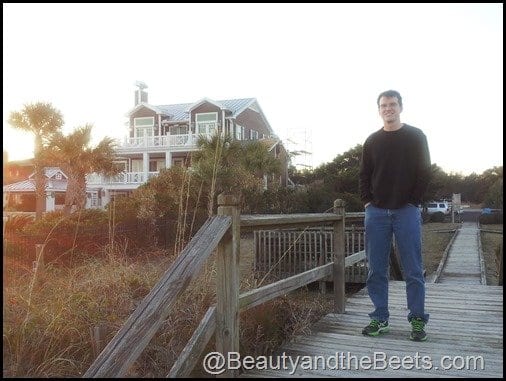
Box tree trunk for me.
[34,164,46,220]
[64,176,78,216]
[34,136,46,221]
[76,176,88,211]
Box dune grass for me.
[3,220,500,377]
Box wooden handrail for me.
[87,197,351,378]
[168,263,335,378]
[240,213,342,231]
[168,198,347,377]
[167,306,217,378]
[84,215,231,378]
[239,263,333,310]
[345,250,366,266]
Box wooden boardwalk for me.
[242,223,503,378]
[436,222,484,284]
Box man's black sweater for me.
[359,124,431,209]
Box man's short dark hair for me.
[377,90,403,108]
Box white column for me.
[46,192,55,212]
[165,151,172,169]
[143,152,149,182]
[101,189,110,208]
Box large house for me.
[86,84,289,208]
[4,85,289,212]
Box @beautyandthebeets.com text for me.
[202,351,485,375]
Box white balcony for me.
[117,134,200,150]
[86,171,159,185]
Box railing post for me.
[216,193,240,377]
[333,199,346,313]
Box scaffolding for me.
[285,128,313,170]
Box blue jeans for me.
[364,204,429,323]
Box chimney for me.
[134,81,148,106]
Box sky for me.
[3,3,503,176]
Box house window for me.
[114,161,127,172]
[90,193,99,207]
[55,173,62,180]
[236,125,244,140]
[173,158,185,167]
[134,117,154,127]
[134,117,154,138]
[131,159,143,172]
[250,130,259,140]
[55,193,65,206]
[169,125,189,135]
[149,159,166,172]
[225,119,232,137]
[196,113,218,135]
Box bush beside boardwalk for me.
[480,224,503,285]
[2,220,498,377]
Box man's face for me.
[378,96,402,124]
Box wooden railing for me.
[253,224,367,283]
[84,195,356,378]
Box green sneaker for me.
[362,319,389,336]
[409,317,427,341]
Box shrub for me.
[4,215,35,232]
[21,210,111,263]
[430,211,446,222]
[479,212,503,225]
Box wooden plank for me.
[477,229,487,285]
[241,277,503,378]
[277,343,502,378]
[240,213,343,231]
[239,264,333,310]
[429,228,459,283]
[345,250,366,267]
[167,306,216,378]
[84,215,231,378]
[479,229,503,234]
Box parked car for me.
[425,201,450,215]
[481,208,502,215]
[479,208,503,224]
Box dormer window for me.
[195,113,218,136]
[134,117,154,138]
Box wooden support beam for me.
[215,194,240,378]
[333,199,345,313]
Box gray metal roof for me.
[28,167,67,180]
[4,178,96,193]
[156,98,256,122]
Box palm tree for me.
[49,124,120,215]
[240,140,282,184]
[192,133,282,216]
[8,103,64,220]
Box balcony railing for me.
[117,134,200,149]
[86,171,159,185]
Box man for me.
[359,90,431,341]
